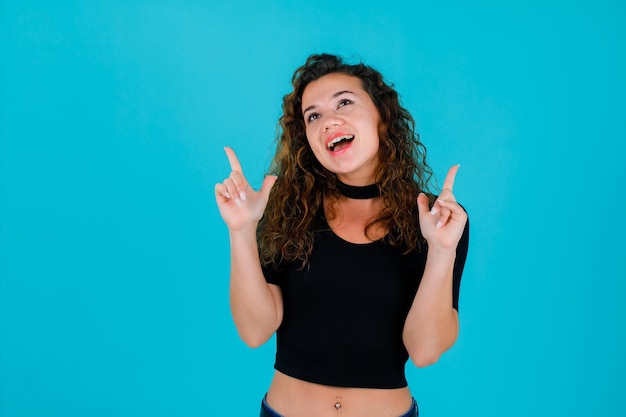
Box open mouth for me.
[327,135,354,152]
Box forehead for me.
[301,73,366,108]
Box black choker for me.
[336,180,380,199]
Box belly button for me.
[335,396,342,410]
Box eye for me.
[307,112,321,123]
[338,99,353,108]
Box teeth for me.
[327,135,354,149]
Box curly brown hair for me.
[258,53,435,268]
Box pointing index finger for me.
[442,164,460,192]
[224,146,243,174]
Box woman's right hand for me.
[214,147,277,232]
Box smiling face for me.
[301,73,381,185]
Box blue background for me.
[1,1,625,416]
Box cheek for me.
[305,127,321,150]
[304,136,320,158]
[304,129,313,147]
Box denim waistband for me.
[260,395,418,417]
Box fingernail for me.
[239,191,246,201]
[223,191,231,199]
[436,220,443,229]
[235,198,242,207]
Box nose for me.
[323,115,343,132]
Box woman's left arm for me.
[403,164,468,367]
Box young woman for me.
[215,54,469,417]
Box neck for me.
[336,179,380,199]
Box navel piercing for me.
[335,396,342,410]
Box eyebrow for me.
[302,90,355,116]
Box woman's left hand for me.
[417,165,468,251]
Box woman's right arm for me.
[215,147,281,347]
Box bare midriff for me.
[265,371,413,417]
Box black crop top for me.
[263,211,469,389]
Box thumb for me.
[259,175,278,200]
[416,192,431,217]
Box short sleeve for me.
[262,261,285,286]
[452,215,470,311]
